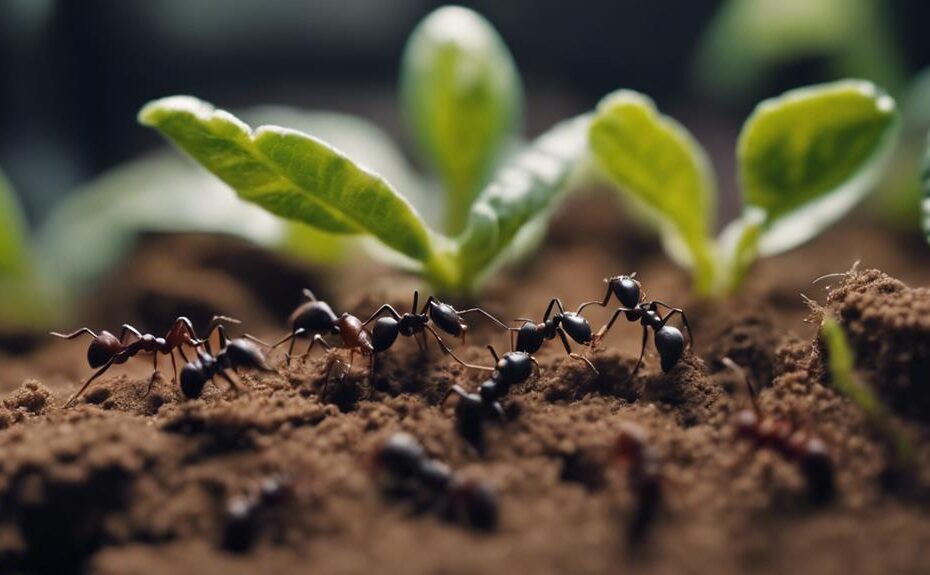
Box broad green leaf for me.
[695,0,905,102]
[139,96,438,268]
[456,114,590,285]
[737,80,899,257]
[589,90,717,295]
[0,169,29,278]
[401,6,523,234]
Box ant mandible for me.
[363,290,509,353]
[179,324,274,399]
[578,273,693,377]
[613,422,663,544]
[441,345,536,449]
[52,315,239,407]
[372,433,499,531]
[722,358,835,505]
[511,297,598,373]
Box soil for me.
[2,192,930,575]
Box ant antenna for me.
[412,290,419,314]
[812,260,861,285]
[486,345,500,363]
[721,357,760,415]
[302,288,318,301]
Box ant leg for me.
[50,327,98,340]
[441,384,470,405]
[418,295,439,316]
[219,370,242,395]
[194,315,240,347]
[491,401,507,422]
[557,328,598,374]
[592,307,635,345]
[299,334,331,364]
[170,350,179,383]
[144,353,160,398]
[486,345,500,363]
[118,324,143,344]
[178,346,191,363]
[63,356,118,408]
[424,325,494,372]
[653,302,695,349]
[721,357,760,416]
[361,304,402,326]
[541,298,561,323]
[576,284,614,314]
[302,288,318,301]
[625,327,649,382]
[243,334,275,347]
[456,308,510,330]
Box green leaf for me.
[0,168,29,279]
[589,90,718,295]
[139,96,442,272]
[456,114,589,287]
[401,5,523,234]
[737,80,899,259]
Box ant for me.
[578,273,693,377]
[441,345,536,450]
[222,474,293,552]
[613,422,663,544]
[372,433,499,531]
[52,315,238,408]
[179,325,274,399]
[363,290,509,354]
[722,358,835,505]
[511,297,598,373]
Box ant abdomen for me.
[371,317,401,352]
[87,331,121,368]
[223,339,273,371]
[560,313,593,344]
[654,326,685,372]
[611,275,642,308]
[180,362,209,399]
[429,303,466,336]
[290,300,338,332]
[514,323,545,354]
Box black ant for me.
[371,433,499,531]
[723,358,835,505]
[222,474,293,552]
[511,297,598,373]
[441,345,536,449]
[613,422,663,544]
[363,290,509,354]
[578,273,693,377]
[52,315,238,407]
[179,325,274,399]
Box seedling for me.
[139,6,591,296]
[372,433,499,531]
[179,329,274,400]
[53,315,240,407]
[723,358,835,504]
[579,274,692,376]
[612,422,663,544]
[442,345,536,450]
[589,80,900,296]
[510,298,598,373]
[819,316,914,474]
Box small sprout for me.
[139,7,590,296]
[819,316,914,473]
[51,316,242,407]
[578,274,693,377]
[590,81,900,297]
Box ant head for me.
[608,274,642,308]
[179,363,208,399]
[225,339,274,372]
[87,331,122,368]
[494,352,533,385]
[373,433,426,480]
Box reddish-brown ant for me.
[722,357,835,504]
[179,325,274,399]
[363,290,508,354]
[510,297,598,373]
[578,273,693,377]
[371,433,499,531]
[53,315,238,407]
[612,422,663,544]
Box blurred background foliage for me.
[0,0,928,324]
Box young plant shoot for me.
[140,7,587,295]
[590,80,900,296]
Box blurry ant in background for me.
[511,298,598,374]
[363,290,509,354]
[221,474,293,553]
[441,345,536,450]
[371,433,499,531]
[578,273,693,377]
[179,324,274,399]
[52,315,239,407]
[612,422,664,545]
[722,358,835,505]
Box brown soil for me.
[2,193,930,575]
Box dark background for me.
[1,0,929,225]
